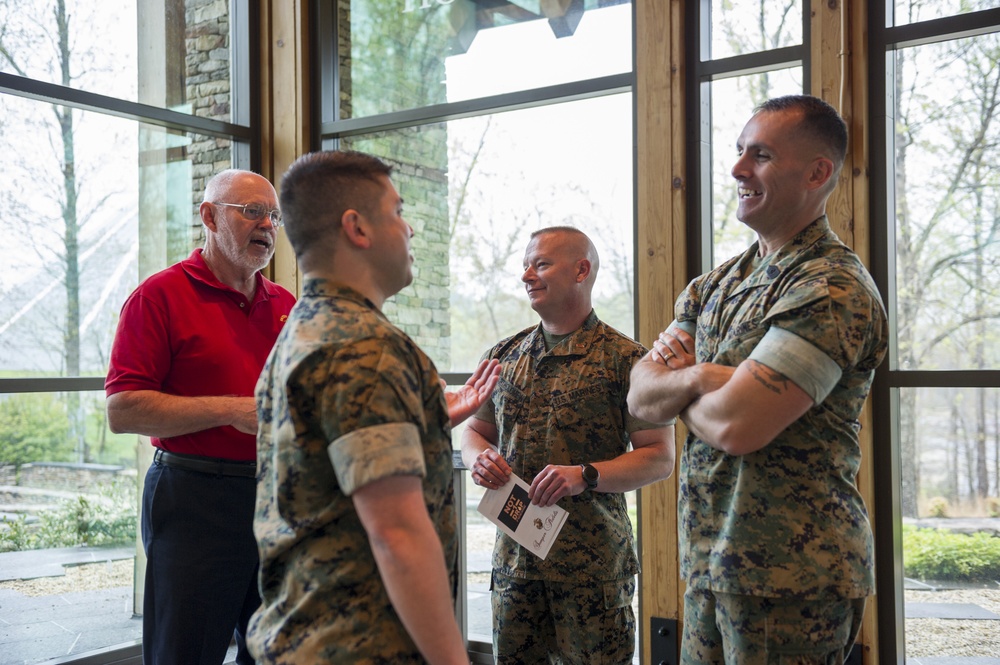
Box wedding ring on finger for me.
[664,352,675,361]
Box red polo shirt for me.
[106,249,296,460]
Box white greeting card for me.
[476,472,569,560]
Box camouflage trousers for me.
[491,571,635,665]
[680,587,866,665]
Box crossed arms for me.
[626,327,813,456]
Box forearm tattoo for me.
[748,360,789,395]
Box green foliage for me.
[0,392,138,467]
[903,525,1000,581]
[84,396,140,467]
[0,393,73,466]
[0,479,136,553]
[0,513,34,552]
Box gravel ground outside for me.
[903,587,1000,657]
[0,558,133,596]
[468,520,1000,658]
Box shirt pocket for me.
[552,377,625,460]
[493,376,526,447]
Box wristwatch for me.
[580,463,600,491]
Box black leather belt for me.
[153,449,256,478]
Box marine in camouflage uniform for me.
[466,225,672,664]
[249,279,457,664]
[674,216,887,662]
[628,96,888,664]
[475,311,661,664]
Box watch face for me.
[583,464,599,486]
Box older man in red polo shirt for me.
[106,169,295,665]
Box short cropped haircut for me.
[530,225,587,241]
[279,150,393,259]
[529,225,600,277]
[755,95,848,172]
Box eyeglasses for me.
[212,202,283,227]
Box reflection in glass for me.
[0,97,235,382]
[0,391,140,664]
[0,0,232,120]
[709,69,802,267]
[892,34,1000,372]
[464,469,495,645]
[898,387,1000,659]
[709,0,802,60]
[344,94,634,373]
[0,95,139,380]
[892,0,995,26]
[342,0,632,118]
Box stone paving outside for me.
[0,547,140,665]
[0,530,998,664]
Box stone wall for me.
[0,462,132,494]
[377,138,452,365]
[187,0,232,249]
[169,0,455,363]
[338,0,453,366]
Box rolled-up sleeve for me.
[328,422,425,496]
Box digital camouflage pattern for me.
[475,311,656,663]
[676,217,888,599]
[249,279,456,664]
[475,311,655,583]
[681,588,866,664]
[491,571,636,665]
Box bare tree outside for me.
[445,114,533,363]
[708,0,802,266]
[0,0,135,463]
[894,27,1000,516]
[444,94,636,371]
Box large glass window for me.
[690,1,806,274]
[322,0,635,656]
[343,95,635,372]
[873,1,1000,661]
[708,69,802,266]
[0,1,254,662]
[891,0,989,25]
[0,0,236,119]
[892,35,1000,375]
[0,2,137,101]
[0,391,140,660]
[339,0,632,118]
[710,0,803,59]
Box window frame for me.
[868,4,1000,663]
[0,1,263,662]
[685,0,811,279]
[315,0,637,658]
[0,1,262,397]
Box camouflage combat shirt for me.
[676,216,888,599]
[249,280,456,664]
[475,311,657,583]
